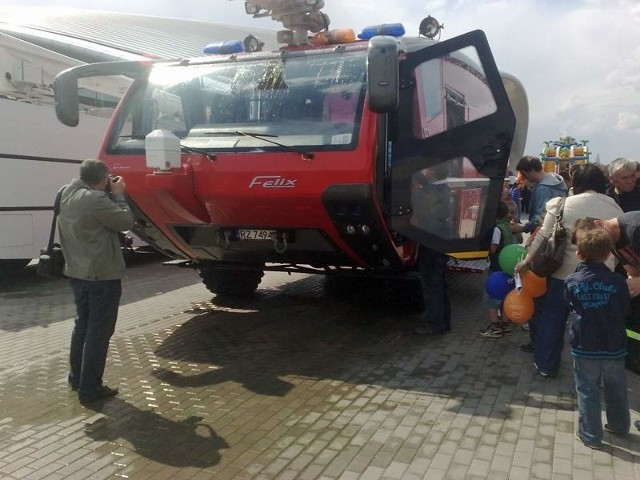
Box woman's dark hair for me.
[571,163,607,194]
[515,155,542,173]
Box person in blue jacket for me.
[565,222,631,450]
[512,156,568,353]
[512,156,568,236]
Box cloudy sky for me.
[6,0,640,162]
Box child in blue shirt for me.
[565,221,631,449]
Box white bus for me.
[0,7,276,276]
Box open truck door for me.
[387,30,516,258]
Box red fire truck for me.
[53,2,527,296]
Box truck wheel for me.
[198,265,264,296]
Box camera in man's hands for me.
[105,175,120,193]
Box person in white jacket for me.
[515,164,623,377]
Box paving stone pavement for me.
[0,255,639,480]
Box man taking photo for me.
[58,159,134,404]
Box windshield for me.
[109,50,366,153]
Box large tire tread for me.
[199,266,264,297]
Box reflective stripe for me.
[627,329,640,341]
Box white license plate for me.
[238,229,276,240]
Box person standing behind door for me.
[58,159,134,404]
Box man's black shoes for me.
[79,385,119,404]
[534,362,557,378]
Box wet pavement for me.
[0,254,639,480]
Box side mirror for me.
[367,36,399,113]
[54,67,81,127]
[54,61,150,127]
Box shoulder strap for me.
[549,196,567,237]
[555,196,566,222]
[46,186,66,252]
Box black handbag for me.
[528,197,567,278]
[36,187,67,278]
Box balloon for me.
[498,244,527,276]
[485,271,514,300]
[521,270,547,298]
[503,289,534,324]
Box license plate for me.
[238,229,276,240]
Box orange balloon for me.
[503,290,534,324]
[521,271,547,298]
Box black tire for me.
[198,265,264,296]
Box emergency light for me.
[357,23,405,40]
[310,28,356,46]
[203,40,245,55]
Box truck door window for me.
[414,46,497,139]
[390,32,516,254]
[410,157,490,240]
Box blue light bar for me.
[358,23,405,40]
[203,40,245,55]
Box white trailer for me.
[0,7,276,276]
[0,34,128,274]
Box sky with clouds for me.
[5,0,640,162]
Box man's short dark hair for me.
[515,155,542,173]
[572,163,608,194]
[79,159,109,185]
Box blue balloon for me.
[485,271,514,300]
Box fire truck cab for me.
[54,12,527,296]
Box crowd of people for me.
[483,155,640,449]
[414,154,640,449]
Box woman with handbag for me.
[515,164,623,377]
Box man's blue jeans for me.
[527,294,546,348]
[69,278,122,395]
[574,356,630,445]
[533,277,568,375]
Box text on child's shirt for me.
[568,281,617,310]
